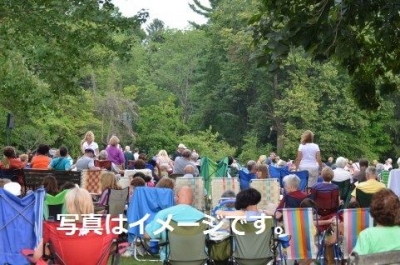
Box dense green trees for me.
[1,0,398,162]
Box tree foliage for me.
[250,0,400,110]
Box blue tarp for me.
[0,188,45,264]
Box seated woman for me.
[97,171,122,207]
[31,144,51,170]
[42,175,59,196]
[256,164,269,179]
[0,146,24,184]
[353,188,400,255]
[216,188,262,222]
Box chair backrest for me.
[250,178,281,209]
[175,177,205,211]
[348,250,400,265]
[283,193,307,208]
[233,217,274,265]
[94,160,112,171]
[0,188,45,264]
[332,179,351,201]
[165,219,208,265]
[81,170,103,195]
[238,169,256,190]
[339,208,373,259]
[355,189,373,208]
[210,177,240,209]
[281,208,319,260]
[23,169,81,191]
[127,187,174,238]
[105,187,129,216]
[44,189,68,220]
[281,169,309,191]
[388,169,400,197]
[380,170,390,186]
[0,168,24,183]
[310,188,340,216]
[43,219,117,265]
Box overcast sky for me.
[113,0,209,30]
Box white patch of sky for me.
[112,0,210,30]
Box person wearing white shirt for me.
[333,157,352,182]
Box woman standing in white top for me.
[294,130,323,187]
[80,131,99,157]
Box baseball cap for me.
[85,148,95,155]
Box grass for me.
[110,256,161,265]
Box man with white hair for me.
[332,157,352,182]
[172,143,186,160]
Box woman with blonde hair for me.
[105,135,125,168]
[294,130,323,187]
[256,155,267,166]
[98,171,122,207]
[80,131,99,157]
[156,149,173,173]
[65,185,94,221]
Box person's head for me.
[301,130,314,144]
[283,174,300,192]
[181,149,192,159]
[174,185,193,205]
[98,150,108,160]
[386,158,393,165]
[370,189,400,226]
[125,146,131,152]
[130,177,146,188]
[3,146,17,158]
[269,152,276,159]
[65,185,94,221]
[19,154,28,163]
[100,171,121,191]
[256,164,269,179]
[134,148,139,153]
[184,165,195,175]
[257,155,267,165]
[84,148,95,158]
[36,144,50,156]
[190,151,199,162]
[335,157,347,169]
[0,178,11,188]
[177,143,186,153]
[276,159,287,168]
[234,188,261,210]
[328,157,334,163]
[246,160,257,173]
[321,167,334,182]
[156,177,175,190]
[59,146,68,157]
[60,181,76,190]
[157,150,168,157]
[108,135,120,147]
[359,159,369,169]
[42,175,59,195]
[365,166,377,180]
[221,190,236,198]
[84,131,95,142]
[132,172,152,183]
[300,198,317,210]
[134,159,146,169]
[138,153,148,161]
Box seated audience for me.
[19,154,30,168]
[350,166,385,203]
[182,165,196,178]
[132,172,154,187]
[42,175,59,196]
[353,189,400,255]
[0,146,24,184]
[173,149,199,176]
[216,188,262,221]
[31,144,51,170]
[145,186,204,262]
[60,181,76,191]
[353,159,368,183]
[75,149,100,171]
[156,150,174,173]
[98,150,124,175]
[3,182,22,196]
[332,157,352,182]
[155,177,175,190]
[129,177,146,200]
[256,164,269,179]
[239,160,257,190]
[48,146,71,171]
[97,171,122,207]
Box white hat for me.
[178,143,186,149]
[4,182,21,196]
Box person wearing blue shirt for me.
[49,146,71,171]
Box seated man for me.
[145,185,204,262]
[350,166,385,204]
[182,165,195,178]
[172,149,199,176]
[75,149,100,171]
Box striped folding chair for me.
[279,208,319,262]
[175,177,206,211]
[210,177,240,209]
[250,178,280,209]
[334,208,374,262]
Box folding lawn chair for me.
[127,187,174,261]
[94,160,112,171]
[231,217,274,265]
[250,178,280,209]
[105,187,129,216]
[0,187,45,264]
[278,208,320,263]
[238,169,256,190]
[380,170,390,186]
[175,177,206,211]
[81,169,103,195]
[44,189,68,220]
[355,189,373,208]
[333,208,374,262]
[22,218,122,265]
[388,169,400,197]
[310,188,340,231]
[281,169,309,192]
[210,177,240,209]
[332,179,352,207]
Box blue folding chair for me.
[238,169,256,190]
[281,169,309,192]
[0,188,45,264]
[269,166,288,187]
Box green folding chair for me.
[355,189,373,208]
[43,189,68,220]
